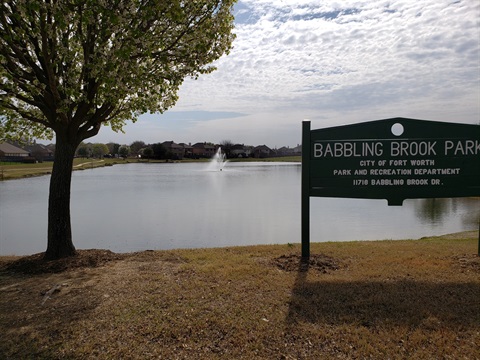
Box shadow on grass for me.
[286,259,480,329]
[0,270,103,360]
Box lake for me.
[0,162,479,256]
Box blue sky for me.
[94,0,480,148]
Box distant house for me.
[276,145,301,157]
[277,146,292,157]
[292,144,302,155]
[46,144,56,154]
[231,144,250,158]
[0,142,30,162]
[179,143,193,158]
[192,142,216,158]
[162,141,185,159]
[253,145,274,158]
[22,142,54,162]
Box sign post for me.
[301,121,311,258]
[301,117,480,258]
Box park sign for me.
[303,118,480,205]
[301,117,480,257]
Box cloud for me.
[93,0,479,147]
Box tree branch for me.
[0,99,50,128]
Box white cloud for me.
[94,0,480,147]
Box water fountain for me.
[207,147,227,171]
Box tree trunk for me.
[44,135,78,260]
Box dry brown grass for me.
[1,231,479,359]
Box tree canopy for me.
[1,0,236,142]
[0,0,236,259]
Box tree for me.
[118,144,130,158]
[92,143,109,158]
[77,145,91,158]
[220,139,233,158]
[151,142,166,159]
[0,0,236,259]
[142,146,153,159]
[106,142,120,156]
[130,140,146,156]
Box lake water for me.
[0,162,479,256]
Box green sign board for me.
[301,117,480,257]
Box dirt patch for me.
[450,254,480,273]
[1,249,126,275]
[273,253,342,273]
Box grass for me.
[0,156,300,180]
[0,158,130,180]
[228,156,301,163]
[0,231,478,359]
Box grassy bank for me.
[0,232,478,359]
[0,156,300,181]
[0,158,132,180]
[227,156,301,163]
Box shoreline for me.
[0,156,302,181]
[1,229,478,261]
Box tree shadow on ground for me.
[285,258,480,329]
[0,253,112,359]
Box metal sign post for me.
[301,117,480,258]
[301,121,311,258]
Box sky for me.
[93,0,480,148]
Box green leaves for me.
[1,0,236,142]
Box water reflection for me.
[415,198,449,223]
[458,198,480,228]
[414,198,480,228]
[0,163,478,255]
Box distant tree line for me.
[75,140,173,160]
[75,139,301,160]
